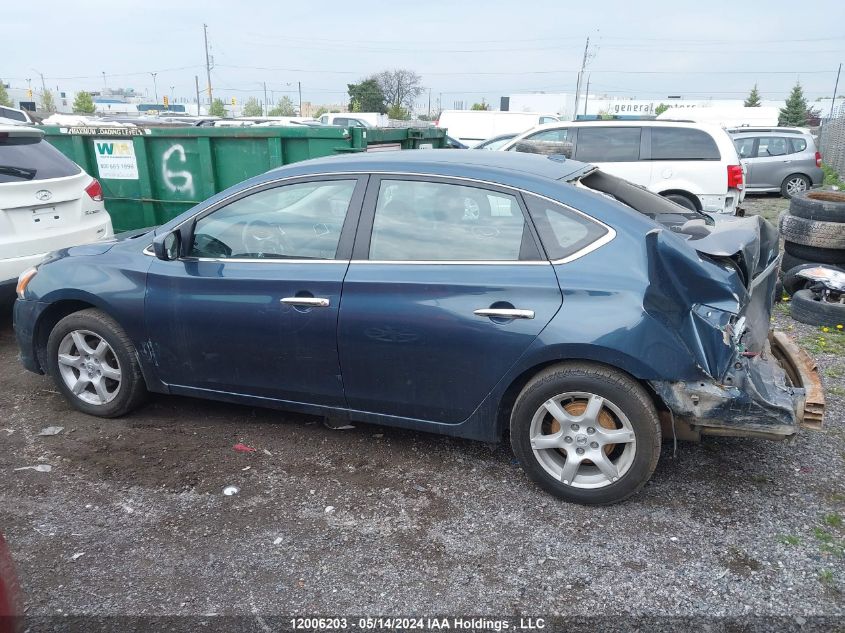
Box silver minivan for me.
[730,127,823,198]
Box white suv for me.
[0,126,113,300]
[501,120,745,214]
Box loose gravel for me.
[0,194,842,622]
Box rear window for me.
[0,107,28,122]
[651,127,720,160]
[574,127,641,162]
[790,138,808,153]
[524,193,608,261]
[0,136,81,183]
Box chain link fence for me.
[819,102,845,179]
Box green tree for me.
[348,78,387,113]
[470,99,489,111]
[41,89,57,113]
[72,91,95,114]
[375,69,423,111]
[242,96,263,117]
[744,84,762,107]
[654,103,670,117]
[209,98,227,117]
[0,80,12,107]
[313,106,329,119]
[779,82,809,126]
[387,104,410,120]
[269,96,297,116]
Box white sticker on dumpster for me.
[93,139,138,180]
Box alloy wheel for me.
[786,177,808,196]
[57,330,122,405]
[528,392,637,489]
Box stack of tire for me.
[778,190,845,326]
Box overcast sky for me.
[4,0,843,110]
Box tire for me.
[790,289,845,327]
[781,251,824,273]
[510,362,661,505]
[778,212,845,249]
[783,241,845,266]
[780,174,811,199]
[663,193,698,211]
[46,308,147,417]
[789,190,845,223]
[783,263,845,296]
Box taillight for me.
[727,165,744,190]
[816,151,822,168]
[85,179,103,201]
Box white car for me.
[501,120,745,214]
[436,110,560,148]
[1,126,113,300]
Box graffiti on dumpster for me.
[161,144,196,197]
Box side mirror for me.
[152,230,181,261]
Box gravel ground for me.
[1,194,843,626]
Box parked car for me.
[473,133,517,151]
[436,110,559,147]
[501,120,745,214]
[319,113,387,128]
[0,106,33,126]
[729,128,823,198]
[14,151,817,505]
[0,126,113,303]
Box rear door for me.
[751,136,791,188]
[337,176,563,424]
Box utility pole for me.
[150,72,158,103]
[583,73,591,117]
[428,88,431,119]
[203,23,213,104]
[195,75,201,115]
[830,62,842,121]
[298,81,302,116]
[573,36,589,121]
[101,71,107,94]
[263,81,268,116]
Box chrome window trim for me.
[141,170,617,265]
[350,260,550,266]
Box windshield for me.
[0,136,81,183]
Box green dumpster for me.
[42,124,447,231]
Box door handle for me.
[281,297,330,307]
[473,308,535,319]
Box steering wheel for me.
[241,220,288,257]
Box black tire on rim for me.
[783,241,845,266]
[790,289,845,327]
[789,190,845,222]
[663,193,698,211]
[510,362,661,505]
[46,308,147,417]
[781,251,826,273]
[780,174,811,199]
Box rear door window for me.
[0,137,81,183]
[651,127,720,160]
[574,127,641,162]
[510,128,572,156]
[757,137,789,157]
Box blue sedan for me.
[13,150,816,504]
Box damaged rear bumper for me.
[650,330,824,440]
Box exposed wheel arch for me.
[659,190,701,211]
[495,358,666,441]
[33,300,99,373]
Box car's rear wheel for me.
[510,363,661,505]
[46,309,147,417]
[781,174,811,199]
[663,193,697,211]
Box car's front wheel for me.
[46,308,147,417]
[510,363,661,505]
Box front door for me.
[337,177,563,424]
[145,176,366,407]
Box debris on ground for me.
[13,465,52,473]
[38,426,64,436]
[222,486,239,496]
[232,443,256,453]
[71,552,84,561]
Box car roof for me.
[0,124,43,136]
[267,149,593,186]
[730,128,811,137]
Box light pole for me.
[150,72,158,103]
[170,86,175,103]
[101,71,107,94]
